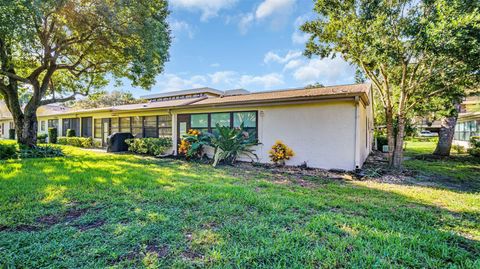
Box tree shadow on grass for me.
[0,152,479,268]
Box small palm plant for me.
[211,123,259,167]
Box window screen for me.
[120,117,131,133]
[211,113,230,127]
[191,114,208,133]
[132,116,143,138]
[94,119,102,138]
[233,111,257,138]
[144,116,157,138]
[48,119,59,129]
[111,118,119,134]
[158,115,172,138]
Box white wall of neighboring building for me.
[0,120,14,139]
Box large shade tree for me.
[0,0,171,146]
[302,0,479,168]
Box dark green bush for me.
[48,128,58,144]
[19,145,64,159]
[37,133,48,143]
[468,136,480,157]
[0,143,17,160]
[125,138,172,156]
[8,129,15,140]
[66,129,76,137]
[375,136,388,151]
[58,137,97,148]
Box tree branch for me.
[0,70,31,84]
[39,92,85,106]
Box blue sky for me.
[110,0,356,97]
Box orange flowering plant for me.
[178,129,210,159]
[269,140,294,165]
[178,139,191,155]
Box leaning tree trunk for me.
[433,114,458,156]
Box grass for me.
[404,140,480,190]
[0,141,479,268]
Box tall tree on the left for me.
[0,0,171,147]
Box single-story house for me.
[0,83,374,170]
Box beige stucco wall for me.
[174,100,360,170]
[260,102,358,170]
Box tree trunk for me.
[392,115,406,169]
[385,107,395,167]
[433,103,460,157]
[17,112,38,147]
[433,115,458,156]
[10,103,38,148]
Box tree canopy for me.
[0,0,171,145]
[71,90,143,109]
[301,0,480,167]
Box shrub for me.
[48,128,58,144]
[452,144,466,154]
[179,129,211,159]
[469,136,480,148]
[58,137,96,148]
[125,137,172,156]
[37,133,48,143]
[8,129,15,140]
[0,143,17,160]
[19,145,64,159]
[375,136,388,151]
[468,136,480,157]
[66,129,76,137]
[269,140,294,166]
[211,124,258,167]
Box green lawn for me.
[0,142,479,268]
[404,141,480,190]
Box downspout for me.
[353,96,360,170]
[167,108,176,155]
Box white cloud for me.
[209,71,284,89]
[170,0,237,21]
[170,19,194,39]
[255,0,296,20]
[292,57,355,85]
[283,59,303,70]
[291,15,311,45]
[155,74,207,91]
[210,63,220,67]
[264,50,302,64]
[238,13,254,35]
[235,0,296,34]
[154,71,284,92]
[240,73,284,88]
[209,71,237,85]
[292,31,309,45]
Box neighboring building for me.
[0,83,374,170]
[454,96,480,147]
